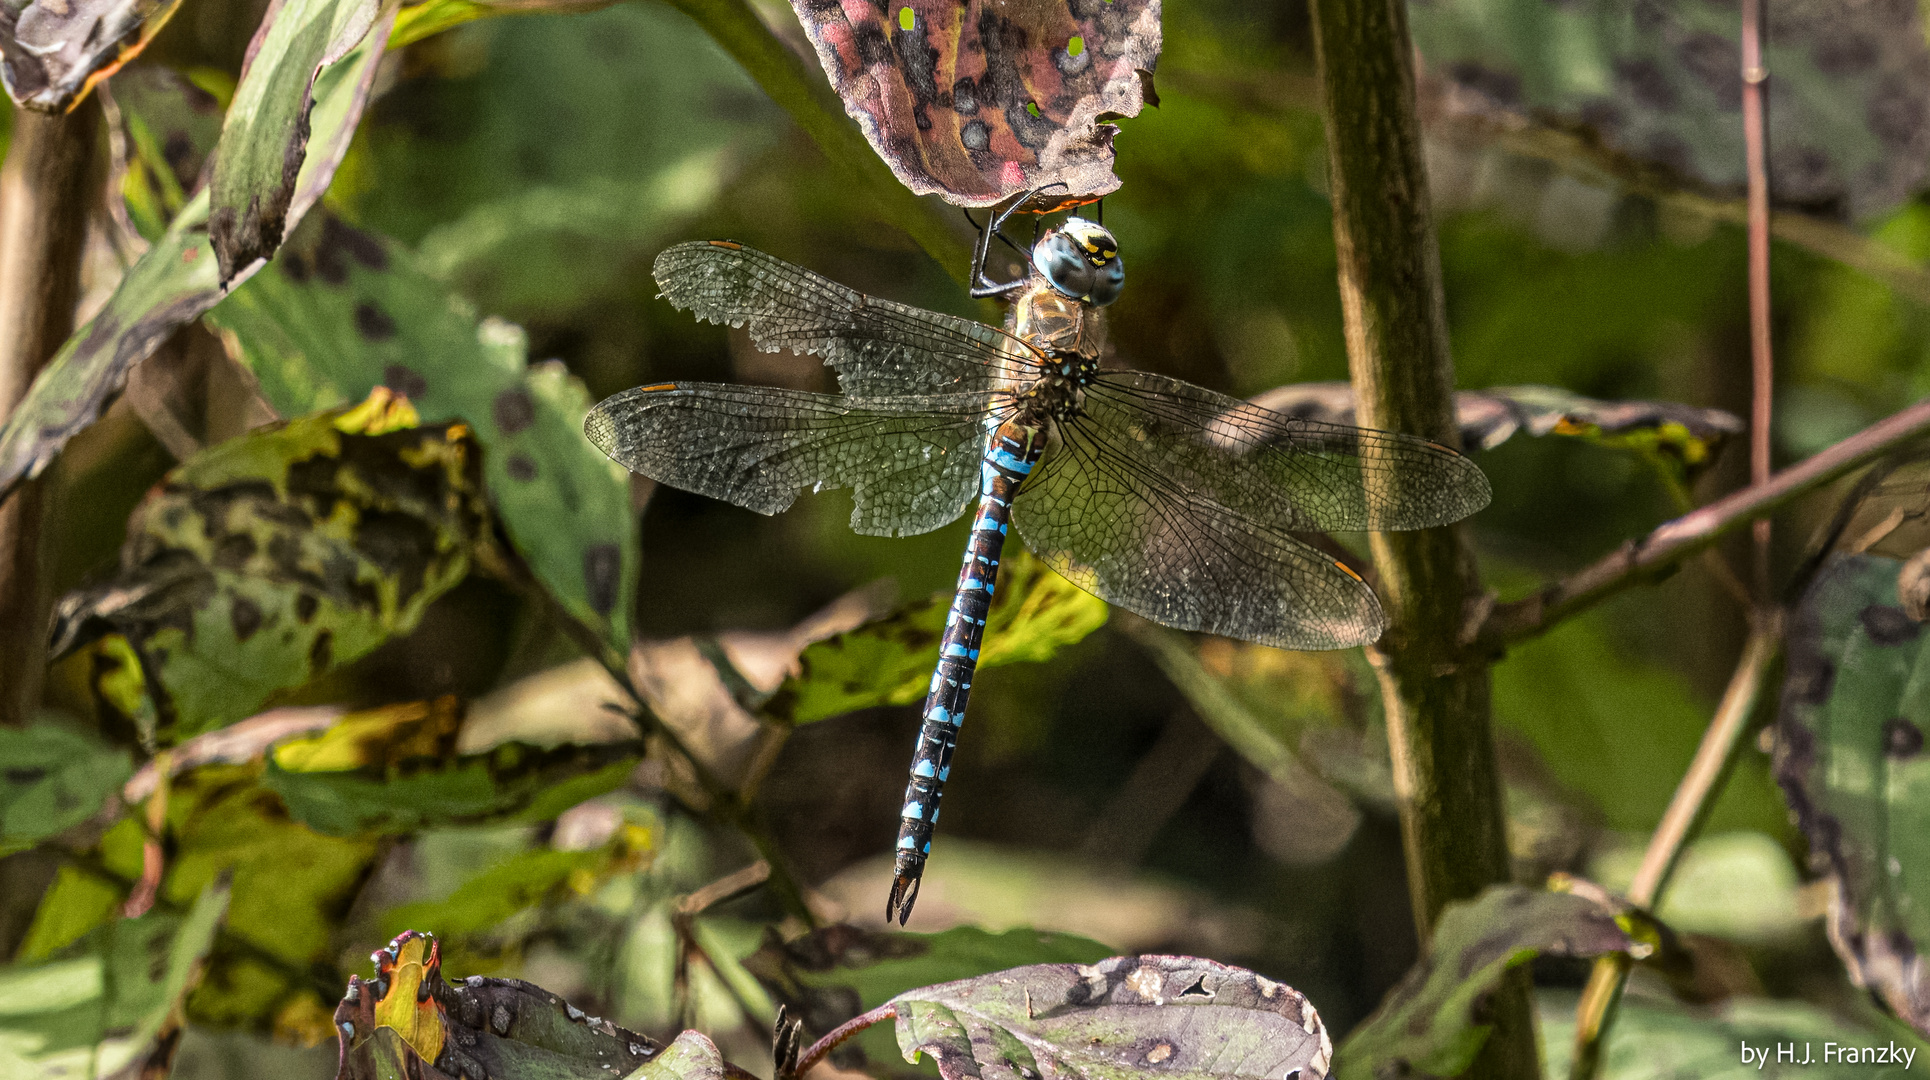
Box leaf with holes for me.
[334,930,670,1080]
[1247,383,1743,476]
[1334,885,1635,1080]
[0,722,133,855]
[262,698,643,836]
[207,0,394,281]
[746,925,1113,1080]
[1774,553,1930,1037]
[0,19,388,505]
[0,0,183,111]
[204,210,638,654]
[790,0,1161,208]
[765,547,1106,725]
[889,955,1331,1080]
[0,880,228,1077]
[49,406,490,741]
[1410,0,1930,220]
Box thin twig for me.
[795,1003,897,1076]
[1741,0,1773,598]
[1568,615,1784,1080]
[1479,396,1930,648]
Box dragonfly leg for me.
[968,185,1068,300]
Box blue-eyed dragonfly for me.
[585,211,1491,924]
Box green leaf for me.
[262,698,642,835]
[204,211,638,654]
[0,879,228,1077]
[387,0,615,49]
[1538,989,1930,1078]
[0,20,389,504]
[625,1030,727,1080]
[334,930,669,1080]
[0,0,184,111]
[1334,885,1633,1080]
[766,548,1108,725]
[889,955,1331,1080]
[0,721,133,855]
[746,924,1113,1078]
[206,0,389,280]
[51,409,490,739]
[1775,553,1930,1035]
[111,64,226,240]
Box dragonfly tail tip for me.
[887,873,921,926]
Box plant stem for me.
[661,0,971,281]
[1741,0,1773,598]
[0,100,100,728]
[795,1002,895,1075]
[1568,615,1784,1080]
[1307,3,1535,1078]
[1480,396,1930,648]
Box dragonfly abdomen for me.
[887,418,1046,924]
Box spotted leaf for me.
[334,930,668,1080]
[792,0,1161,208]
[890,954,1331,1080]
[262,697,643,836]
[764,547,1107,726]
[0,21,388,505]
[50,406,490,741]
[1774,553,1930,1037]
[204,210,638,655]
[0,722,133,856]
[745,925,1112,1080]
[1334,885,1634,1080]
[111,64,227,241]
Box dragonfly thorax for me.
[1012,281,1106,364]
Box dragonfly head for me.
[1032,217,1124,307]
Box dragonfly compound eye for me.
[1033,217,1123,306]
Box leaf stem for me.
[1568,614,1784,1080]
[794,1002,896,1076]
[1479,396,1930,648]
[1741,0,1773,598]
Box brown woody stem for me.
[1308,2,1536,1078]
[795,1003,896,1076]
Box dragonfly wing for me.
[1083,372,1492,532]
[586,383,1002,538]
[653,241,1037,398]
[1011,419,1387,650]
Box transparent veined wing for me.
[1082,372,1492,533]
[586,382,1008,538]
[1011,417,1387,651]
[653,242,1038,398]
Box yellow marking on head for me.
[638,382,678,392]
[1333,560,1365,583]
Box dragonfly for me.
[585,202,1491,924]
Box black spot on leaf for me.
[585,544,621,615]
[355,301,397,341]
[506,454,538,482]
[296,593,319,623]
[1883,717,1924,758]
[1613,57,1676,111]
[383,365,429,401]
[310,629,334,673]
[1860,604,1920,646]
[230,596,263,641]
[1448,61,1521,105]
[493,388,536,435]
[281,252,311,284]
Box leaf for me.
[0,18,389,505]
[1410,0,1930,220]
[263,698,643,836]
[51,407,491,740]
[207,0,392,281]
[0,0,183,111]
[789,0,1161,208]
[1774,553,1930,1036]
[766,548,1108,725]
[625,1030,727,1080]
[0,879,228,1078]
[746,924,1113,1077]
[1538,988,1930,1078]
[0,721,133,855]
[1247,383,1743,471]
[111,64,227,240]
[204,211,639,653]
[386,0,615,50]
[334,930,669,1080]
[889,954,1331,1080]
[1333,885,1634,1080]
